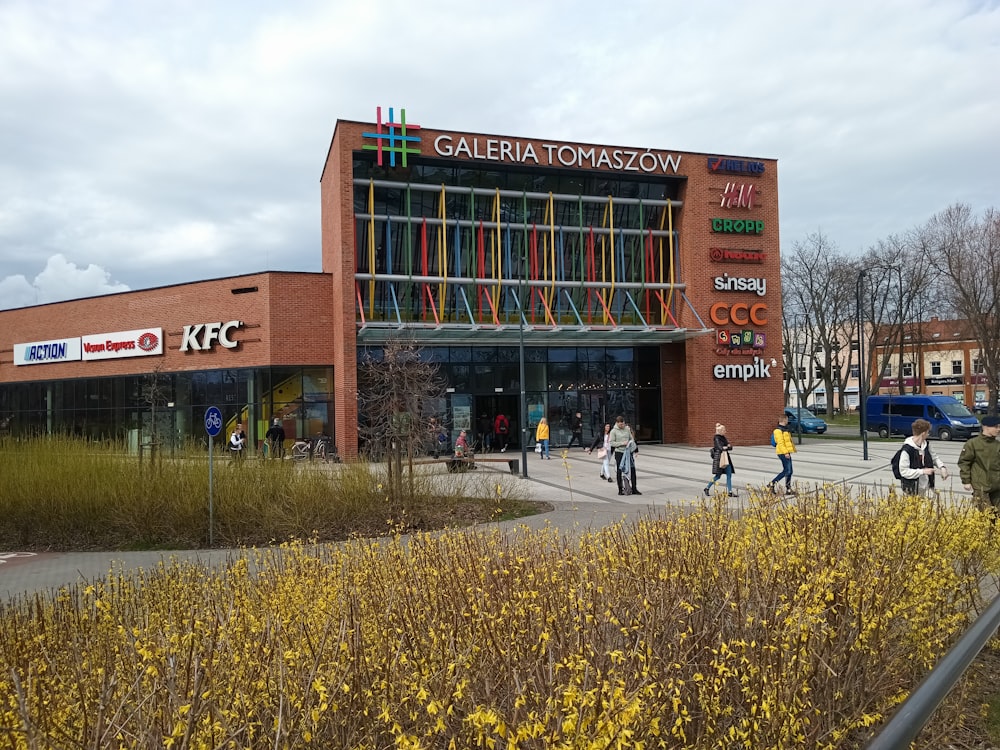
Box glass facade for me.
[0,366,335,453]
[352,156,684,329]
[358,344,661,449]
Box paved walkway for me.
[0,437,973,603]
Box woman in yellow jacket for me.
[535,417,551,459]
[767,414,797,495]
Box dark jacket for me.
[711,434,734,475]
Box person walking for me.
[229,423,246,462]
[566,412,585,449]
[766,414,796,494]
[494,413,510,453]
[609,415,641,496]
[958,414,1000,514]
[704,423,736,497]
[535,417,551,459]
[897,418,948,496]
[587,423,614,482]
[265,418,286,459]
[477,413,493,453]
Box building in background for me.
[871,317,986,406]
[0,109,784,455]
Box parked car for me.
[974,401,989,415]
[865,394,980,441]
[806,403,828,414]
[784,407,828,434]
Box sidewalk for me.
[0,437,972,602]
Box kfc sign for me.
[179,321,244,351]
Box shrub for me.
[0,486,997,748]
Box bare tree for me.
[357,336,447,500]
[856,233,943,398]
[140,363,171,466]
[918,204,1000,413]
[781,231,857,411]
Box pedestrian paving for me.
[0,437,975,602]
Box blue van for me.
[865,395,981,441]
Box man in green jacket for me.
[958,415,1000,512]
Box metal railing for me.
[865,591,1000,748]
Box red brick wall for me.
[0,272,334,378]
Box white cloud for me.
[0,254,130,310]
[0,0,997,302]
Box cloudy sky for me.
[1,0,997,309]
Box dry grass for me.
[0,436,547,550]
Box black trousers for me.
[614,450,637,493]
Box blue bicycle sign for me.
[204,406,223,437]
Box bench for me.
[411,456,520,475]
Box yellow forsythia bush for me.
[1,486,998,749]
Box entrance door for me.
[474,395,520,450]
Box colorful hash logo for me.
[362,106,421,167]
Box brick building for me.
[0,109,784,455]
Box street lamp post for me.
[857,269,869,460]
[518,209,529,479]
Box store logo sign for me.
[362,106,421,167]
[713,274,767,297]
[716,329,766,353]
[720,182,757,209]
[81,328,164,361]
[711,218,764,234]
[709,248,767,263]
[708,157,765,174]
[713,357,773,381]
[14,337,82,365]
[710,302,768,326]
[179,321,244,352]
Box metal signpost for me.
[204,406,223,546]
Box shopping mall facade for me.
[0,108,784,457]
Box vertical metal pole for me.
[519,196,529,479]
[208,436,215,546]
[858,270,869,460]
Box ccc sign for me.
[710,302,768,326]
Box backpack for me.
[770,431,777,447]
[890,447,904,480]
[496,415,509,434]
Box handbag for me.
[597,448,607,459]
[719,449,730,468]
[535,443,543,454]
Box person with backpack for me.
[958,414,1000,513]
[893,418,948,496]
[704,423,737,497]
[494,413,510,453]
[766,414,796,495]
